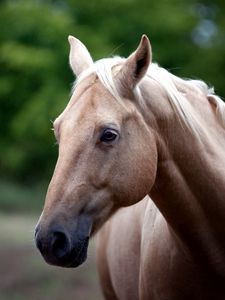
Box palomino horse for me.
[35,35,225,300]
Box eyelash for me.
[100,128,119,144]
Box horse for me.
[35,34,225,300]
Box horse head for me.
[35,35,158,267]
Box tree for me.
[0,0,224,184]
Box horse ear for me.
[117,35,152,91]
[68,35,93,77]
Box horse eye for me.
[100,129,118,143]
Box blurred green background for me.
[0,0,224,299]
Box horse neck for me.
[139,76,225,270]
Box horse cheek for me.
[114,141,157,207]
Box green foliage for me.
[0,0,73,181]
[0,0,224,189]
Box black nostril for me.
[51,231,70,259]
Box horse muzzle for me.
[35,214,92,268]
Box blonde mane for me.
[74,57,225,132]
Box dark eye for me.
[100,128,118,143]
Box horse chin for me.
[45,236,90,268]
[66,237,89,268]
